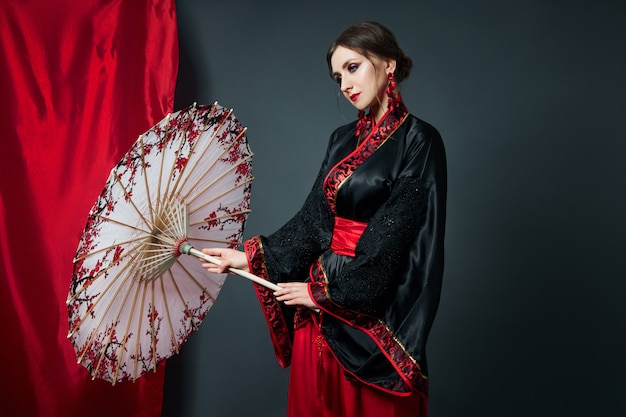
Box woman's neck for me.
[369,103,388,124]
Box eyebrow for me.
[332,60,356,77]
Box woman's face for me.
[330,45,396,121]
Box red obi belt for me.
[330,216,367,257]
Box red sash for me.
[330,216,367,257]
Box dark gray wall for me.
[163,1,626,416]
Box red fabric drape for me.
[0,1,178,415]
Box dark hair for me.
[326,21,413,83]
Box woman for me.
[202,21,446,417]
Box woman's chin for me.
[351,103,369,112]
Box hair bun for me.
[395,50,413,83]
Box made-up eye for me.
[348,63,359,73]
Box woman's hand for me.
[200,250,317,310]
[274,282,317,309]
[200,248,248,274]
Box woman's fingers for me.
[274,282,316,308]
[198,248,248,273]
[202,247,227,257]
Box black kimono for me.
[244,99,446,400]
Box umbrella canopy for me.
[67,102,257,384]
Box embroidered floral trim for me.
[245,236,293,367]
[323,100,408,214]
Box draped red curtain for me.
[0,1,178,415]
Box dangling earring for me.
[386,72,397,112]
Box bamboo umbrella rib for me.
[93,212,151,233]
[138,253,169,281]
[161,106,197,204]
[161,105,198,200]
[167,267,201,332]
[133,281,149,381]
[188,209,251,227]
[75,326,99,366]
[91,334,111,379]
[155,113,172,221]
[179,109,241,203]
[73,233,149,264]
[190,176,253,214]
[169,104,204,196]
[137,242,177,256]
[174,257,218,304]
[187,165,252,213]
[113,278,144,384]
[138,239,177,254]
[186,237,241,246]
[179,197,189,237]
[138,134,155,226]
[186,155,252,208]
[113,171,153,233]
[160,269,180,355]
[167,105,198,198]
[182,130,250,206]
[148,198,185,247]
[180,151,222,204]
[133,250,175,280]
[92,273,140,382]
[167,104,215,197]
[157,197,177,236]
[141,250,174,280]
[69,246,151,336]
[197,102,228,137]
[217,121,248,156]
[76,272,137,367]
[158,196,187,239]
[68,238,156,304]
[76,199,181,258]
[79,199,184,288]
[147,233,175,250]
[191,147,225,196]
[120,198,185,281]
[66,228,179,303]
[134,252,172,274]
[150,279,157,371]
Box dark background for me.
[162,1,626,416]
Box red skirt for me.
[287,314,428,417]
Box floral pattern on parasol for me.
[67,102,255,384]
